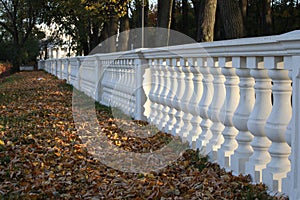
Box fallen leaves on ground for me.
[0,71,288,199]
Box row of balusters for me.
[146,56,292,193]
[100,59,137,118]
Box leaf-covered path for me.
[0,71,287,199]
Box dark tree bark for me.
[218,0,245,39]
[240,0,248,22]
[157,0,174,46]
[118,10,130,51]
[197,0,217,42]
[182,0,189,35]
[261,0,272,35]
[191,0,201,34]
[107,15,119,52]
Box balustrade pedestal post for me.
[135,53,148,121]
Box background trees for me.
[0,0,300,70]
[0,0,48,72]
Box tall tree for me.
[218,0,245,39]
[261,0,273,35]
[118,7,130,51]
[0,0,48,71]
[240,0,248,22]
[157,0,174,46]
[197,0,217,41]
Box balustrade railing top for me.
[38,30,300,199]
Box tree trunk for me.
[191,0,201,39]
[182,0,189,35]
[157,0,174,46]
[118,12,130,51]
[240,0,248,22]
[107,15,119,52]
[261,0,272,35]
[197,0,217,42]
[218,0,245,39]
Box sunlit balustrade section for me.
[245,57,272,183]
[206,57,226,162]
[152,59,165,128]
[147,59,159,124]
[39,31,300,199]
[78,56,98,99]
[187,58,203,148]
[171,58,185,136]
[217,57,240,170]
[180,58,194,140]
[164,58,178,134]
[196,57,213,153]
[158,59,171,130]
[262,56,292,193]
[231,57,255,175]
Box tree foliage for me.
[0,0,48,71]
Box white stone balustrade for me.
[196,58,213,153]
[180,59,194,140]
[158,59,171,130]
[39,31,300,199]
[148,59,158,123]
[164,58,178,133]
[217,57,240,170]
[171,58,185,136]
[206,57,226,161]
[231,57,255,175]
[262,57,292,193]
[187,58,203,148]
[245,57,272,183]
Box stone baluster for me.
[196,58,214,152]
[165,58,178,133]
[181,59,194,140]
[172,58,185,136]
[64,59,70,83]
[262,56,292,193]
[148,59,158,123]
[245,57,272,183]
[187,58,203,148]
[125,63,132,115]
[129,60,136,117]
[57,59,62,79]
[231,57,255,175]
[217,57,240,170]
[158,59,171,130]
[206,58,226,161]
[153,59,165,128]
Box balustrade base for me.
[262,169,287,193]
[245,161,268,183]
[217,150,233,171]
[231,154,251,176]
